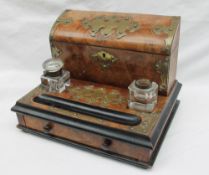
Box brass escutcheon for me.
[91,51,118,69]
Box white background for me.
[1,0,209,174]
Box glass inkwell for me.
[128,79,158,112]
[41,58,70,92]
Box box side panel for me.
[171,17,181,52]
[168,47,178,93]
[168,23,180,93]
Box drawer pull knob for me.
[103,138,112,148]
[43,122,53,133]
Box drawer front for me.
[22,114,151,162]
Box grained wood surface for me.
[21,114,151,162]
[55,42,168,92]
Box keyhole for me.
[102,53,106,58]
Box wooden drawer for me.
[20,114,151,163]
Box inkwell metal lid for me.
[135,79,152,89]
[42,58,64,77]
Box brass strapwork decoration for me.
[51,44,62,58]
[131,112,160,134]
[154,58,169,92]
[68,85,127,108]
[50,17,73,40]
[153,17,179,54]
[50,17,73,57]
[91,51,117,68]
[81,15,139,39]
[56,17,73,25]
